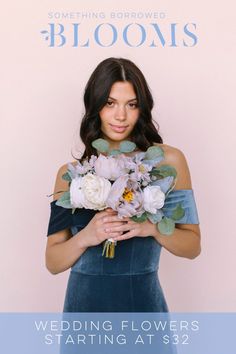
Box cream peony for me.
[143,185,165,214]
[70,173,111,210]
[94,154,127,181]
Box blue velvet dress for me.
[47,189,199,312]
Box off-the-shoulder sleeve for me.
[47,200,73,236]
[162,189,199,224]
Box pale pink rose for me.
[94,154,127,181]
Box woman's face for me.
[99,81,139,150]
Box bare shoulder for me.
[153,143,192,189]
[154,144,201,237]
[52,160,78,201]
[153,142,186,164]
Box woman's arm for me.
[151,145,201,259]
[152,222,201,259]
[45,163,125,274]
[46,230,88,275]
[45,163,88,274]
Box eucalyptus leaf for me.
[62,172,72,182]
[149,172,163,180]
[67,169,75,180]
[131,213,148,223]
[67,163,77,179]
[119,141,136,153]
[147,210,163,224]
[143,155,164,167]
[109,149,121,156]
[92,138,109,152]
[55,191,72,209]
[145,146,164,160]
[172,203,185,221]
[150,176,174,194]
[157,217,175,236]
[151,165,177,179]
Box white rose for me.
[143,185,165,214]
[94,154,127,181]
[70,173,111,210]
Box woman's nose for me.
[115,105,126,120]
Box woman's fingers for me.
[95,210,117,221]
[105,220,137,232]
[104,221,127,228]
[105,223,131,233]
[113,230,136,241]
[106,231,123,238]
[106,208,116,212]
[102,215,130,223]
[95,212,134,241]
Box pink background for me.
[1,0,235,311]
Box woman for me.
[46,57,201,312]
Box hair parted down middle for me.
[78,57,163,161]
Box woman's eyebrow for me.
[108,96,137,102]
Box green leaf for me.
[91,138,109,152]
[131,213,148,223]
[119,140,136,153]
[55,191,72,209]
[157,217,175,236]
[62,172,72,182]
[147,211,163,224]
[151,165,177,179]
[145,146,164,160]
[109,149,121,156]
[172,203,185,221]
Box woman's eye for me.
[105,101,138,108]
[129,103,138,108]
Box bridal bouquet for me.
[54,139,185,258]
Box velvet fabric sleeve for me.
[162,189,199,224]
[46,200,97,236]
[46,201,73,236]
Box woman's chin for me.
[104,132,131,143]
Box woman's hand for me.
[104,216,158,242]
[79,208,128,248]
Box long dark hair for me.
[78,57,163,160]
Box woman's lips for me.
[109,124,128,133]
